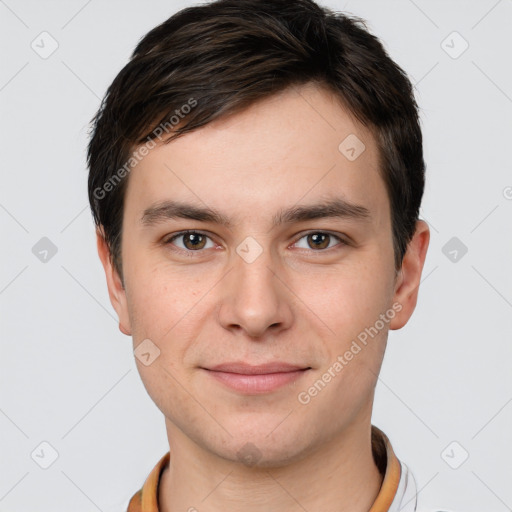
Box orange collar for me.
[127,425,402,512]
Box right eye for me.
[164,230,216,253]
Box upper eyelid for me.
[166,229,210,239]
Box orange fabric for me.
[127,426,401,512]
[127,452,169,512]
[369,426,402,512]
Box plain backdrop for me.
[1,0,511,510]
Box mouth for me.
[201,362,312,394]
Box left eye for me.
[293,232,344,251]
[166,231,216,251]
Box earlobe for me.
[389,220,430,330]
[96,227,132,336]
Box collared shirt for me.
[127,425,419,512]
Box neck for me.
[158,419,383,512]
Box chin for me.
[209,422,317,469]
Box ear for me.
[96,227,132,336]
[389,220,430,330]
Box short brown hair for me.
[87,0,425,281]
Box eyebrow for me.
[140,197,372,228]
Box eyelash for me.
[163,230,349,256]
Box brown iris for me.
[307,233,330,250]
[182,233,207,250]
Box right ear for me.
[96,227,132,336]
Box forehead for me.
[124,83,388,228]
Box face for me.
[98,83,429,467]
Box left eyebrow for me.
[139,197,372,228]
[272,198,372,225]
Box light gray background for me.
[1,0,511,510]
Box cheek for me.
[127,271,200,415]
[125,259,201,339]
[305,263,394,344]
[125,262,215,394]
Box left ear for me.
[389,220,430,330]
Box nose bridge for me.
[232,235,279,305]
[217,235,292,336]
[234,242,275,295]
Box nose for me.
[216,242,294,339]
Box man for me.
[87,0,437,510]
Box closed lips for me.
[205,363,311,374]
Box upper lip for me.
[205,362,310,375]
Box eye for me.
[292,232,346,251]
[165,231,216,251]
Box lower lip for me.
[204,369,309,394]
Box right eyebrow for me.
[140,200,233,228]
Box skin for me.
[97,82,429,512]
